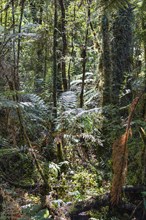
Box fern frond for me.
[59,91,77,110]
[100,0,131,10]
[0,98,18,109]
[0,137,10,148]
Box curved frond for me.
[59,91,77,110]
[100,0,131,10]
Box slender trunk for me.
[59,0,68,91]
[17,0,25,70]
[80,0,90,108]
[67,2,76,89]
[52,0,58,121]
[80,43,87,108]
[12,0,19,92]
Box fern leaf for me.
[59,91,77,110]
[100,0,130,10]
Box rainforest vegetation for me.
[0,0,146,219]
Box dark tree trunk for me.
[59,0,68,91]
[52,0,58,120]
[67,2,76,89]
[80,0,91,108]
[111,7,133,105]
[80,44,87,108]
[11,0,20,92]
[101,14,112,105]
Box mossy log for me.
[69,185,146,220]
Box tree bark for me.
[101,14,112,105]
[59,0,68,91]
[52,0,58,121]
[80,0,90,108]
[111,7,133,105]
[67,2,76,89]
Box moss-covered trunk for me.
[111,7,133,105]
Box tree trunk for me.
[52,0,58,121]
[59,0,68,91]
[67,2,76,90]
[111,6,133,105]
[101,14,112,105]
[80,0,91,108]
[11,0,20,92]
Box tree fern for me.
[100,0,132,10]
[59,91,77,110]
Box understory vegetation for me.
[0,0,146,219]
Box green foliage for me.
[127,121,146,184]
[0,151,35,184]
[72,171,97,195]
[21,204,42,218]
[100,0,132,10]
[31,209,50,220]
[48,162,60,178]
[0,0,146,219]
[21,204,50,220]
[20,93,50,134]
[101,105,123,145]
